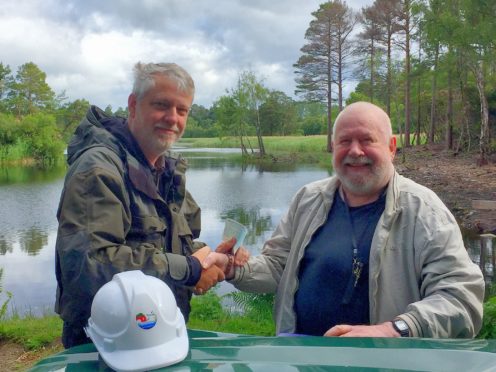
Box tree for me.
[238,71,268,156]
[397,0,422,147]
[6,62,55,117]
[214,94,251,154]
[214,71,269,156]
[373,0,402,116]
[104,105,113,116]
[114,107,129,118]
[0,63,13,112]
[259,91,297,136]
[456,0,496,164]
[356,5,384,103]
[294,0,358,152]
[56,99,90,140]
[423,0,443,144]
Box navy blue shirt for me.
[295,191,386,336]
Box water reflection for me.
[221,207,273,246]
[19,228,49,256]
[465,233,496,296]
[0,164,66,185]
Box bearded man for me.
[210,101,484,338]
[55,62,243,348]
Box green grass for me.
[188,291,275,336]
[179,133,418,169]
[179,135,328,153]
[0,140,31,163]
[0,292,495,353]
[179,135,333,168]
[0,314,63,350]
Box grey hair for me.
[132,62,195,100]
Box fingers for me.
[192,246,212,263]
[215,237,236,253]
[234,247,250,266]
[202,252,229,270]
[194,265,225,295]
[324,324,353,337]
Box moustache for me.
[343,156,373,166]
[155,125,179,134]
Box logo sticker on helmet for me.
[136,312,157,329]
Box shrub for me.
[478,295,496,339]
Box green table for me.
[29,329,496,371]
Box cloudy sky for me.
[1,0,373,110]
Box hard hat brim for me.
[96,332,189,372]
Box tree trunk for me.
[370,39,375,103]
[255,107,265,156]
[404,6,411,147]
[416,27,422,146]
[474,61,489,165]
[428,42,439,144]
[446,69,453,150]
[386,34,392,117]
[327,52,333,153]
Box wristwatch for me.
[392,318,410,337]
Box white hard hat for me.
[84,270,188,372]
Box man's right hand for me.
[192,247,226,295]
[194,264,225,295]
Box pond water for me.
[0,148,493,317]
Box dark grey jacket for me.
[55,106,204,328]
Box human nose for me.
[348,140,364,157]
[160,106,179,123]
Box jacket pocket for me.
[128,215,166,247]
[174,214,195,255]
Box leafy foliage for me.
[477,295,496,339]
[0,268,12,320]
[224,291,274,320]
[18,113,66,164]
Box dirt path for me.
[395,145,496,234]
[0,340,63,371]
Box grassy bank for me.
[1,291,495,370]
[179,135,333,168]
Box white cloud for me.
[0,0,374,109]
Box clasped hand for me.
[192,237,249,295]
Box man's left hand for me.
[324,322,399,337]
[215,237,250,266]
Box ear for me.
[128,93,137,119]
[389,136,397,159]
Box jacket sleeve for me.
[400,214,485,338]
[56,149,195,306]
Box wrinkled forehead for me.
[334,105,391,140]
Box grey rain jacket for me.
[55,106,204,328]
[231,172,485,338]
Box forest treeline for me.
[0,0,494,164]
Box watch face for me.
[393,319,410,337]
[395,320,408,331]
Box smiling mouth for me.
[155,127,178,135]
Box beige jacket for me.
[231,172,485,338]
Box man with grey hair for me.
[209,101,484,338]
[55,62,243,348]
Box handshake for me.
[191,237,249,295]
